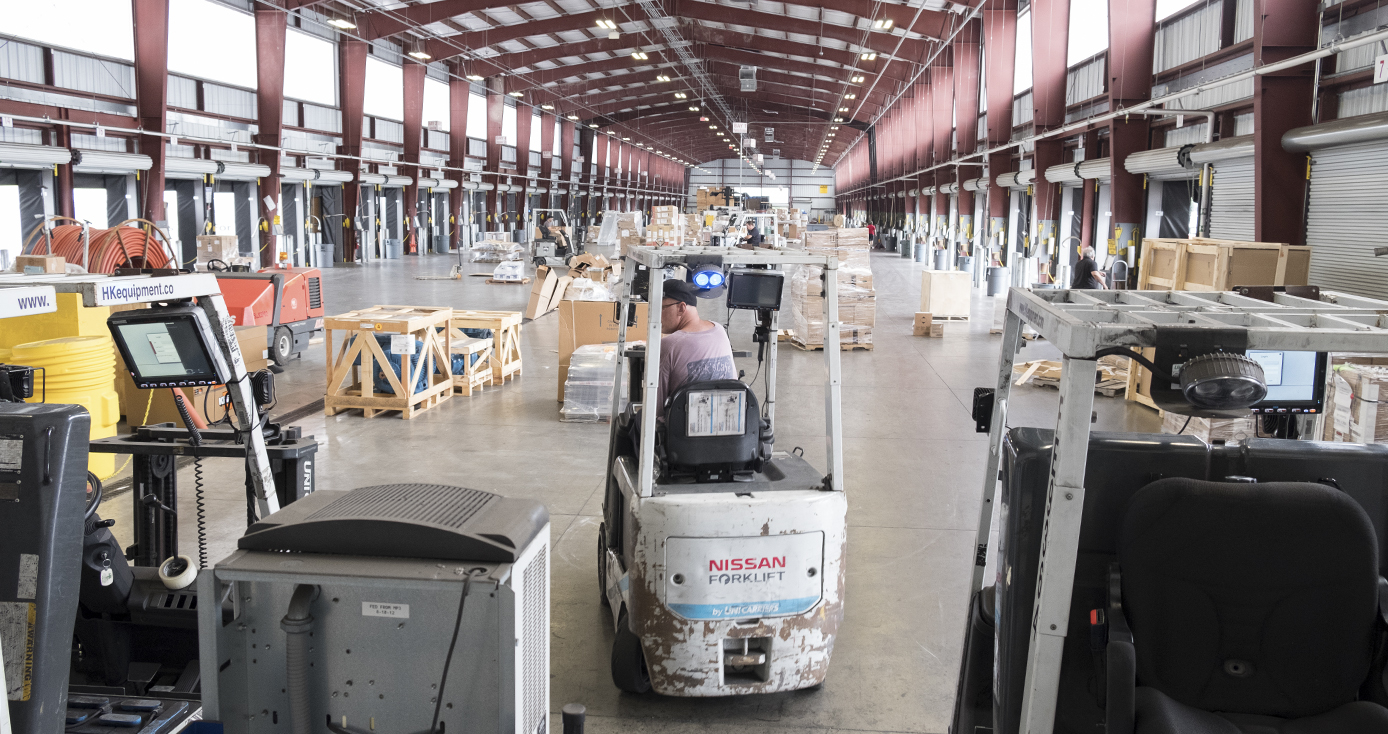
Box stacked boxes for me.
[789,228,875,348]
[615,210,644,255]
[1324,362,1388,443]
[647,205,685,245]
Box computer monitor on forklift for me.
[108,307,229,388]
[1246,349,1327,414]
[726,270,783,311]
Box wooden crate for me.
[324,306,454,419]
[1123,347,1159,410]
[450,336,493,396]
[1137,238,1311,291]
[920,270,971,319]
[452,310,523,384]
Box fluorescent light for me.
[844,94,856,99]
[509,91,523,97]
[632,51,648,60]
[860,52,877,60]
[541,104,554,110]
[688,106,699,111]
[326,16,356,29]
[656,74,670,81]
[851,75,865,83]
[674,92,687,99]
[568,114,580,120]
[873,18,893,29]
[466,74,484,81]
[597,19,617,29]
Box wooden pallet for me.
[788,339,875,352]
[487,277,531,285]
[933,315,971,321]
[1030,376,1128,398]
[323,305,454,419]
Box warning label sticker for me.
[686,390,746,437]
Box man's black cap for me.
[662,279,699,306]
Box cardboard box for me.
[929,323,945,338]
[558,299,647,401]
[526,265,562,319]
[914,312,933,336]
[568,253,611,278]
[196,235,240,263]
[17,254,65,273]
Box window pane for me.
[466,93,486,138]
[364,57,403,120]
[502,104,517,144]
[1014,10,1033,93]
[284,29,335,107]
[553,119,562,155]
[169,0,257,88]
[1067,0,1110,64]
[0,185,21,254]
[530,112,542,152]
[423,78,450,131]
[7,0,134,61]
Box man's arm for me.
[1094,270,1107,288]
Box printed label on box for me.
[390,335,416,355]
[361,602,410,619]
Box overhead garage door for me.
[1304,139,1388,298]
[1207,156,1255,241]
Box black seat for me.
[1104,478,1388,734]
[660,379,770,482]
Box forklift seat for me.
[1108,478,1388,734]
[661,379,771,482]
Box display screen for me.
[1247,350,1326,413]
[726,271,783,311]
[111,315,223,387]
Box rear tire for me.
[597,523,611,607]
[271,326,294,366]
[611,610,651,694]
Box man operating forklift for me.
[655,280,736,418]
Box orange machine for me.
[215,267,325,365]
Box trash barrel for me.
[987,266,1010,296]
[932,248,950,270]
[384,239,402,259]
[958,256,975,276]
[318,241,334,268]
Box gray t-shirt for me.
[657,323,737,417]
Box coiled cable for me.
[172,392,207,568]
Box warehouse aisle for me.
[102,248,1158,734]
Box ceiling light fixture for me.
[872,18,893,29]
[632,51,649,60]
[860,52,877,61]
[688,106,700,111]
[834,117,845,122]
[568,114,580,120]
[326,14,356,30]
[509,91,524,97]
[407,40,432,61]
[839,106,849,112]
[466,74,484,81]
[597,19,617,29]
[851,75,865,83]
[674,92,687,99]
[656,74,671,82]
[541,104,554,110]
[844,94,856,99]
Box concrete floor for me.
[103,245,1160,734]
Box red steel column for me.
[132,0,170,230]
[1109,0,1157,271]
[252,3,287,267]
[984,0,1018,252]
[1031,0,1071,267]
[539,112,556,207]
[1253,0,1316,246]
[917,81,934,228]
[337,39,367,262]
[954,19,982,252]
[930,57,954,246]
[560,119,576,216]
[485,79,503,223]
[401,60,425,254]
[515,103,533,230]
[446,68,470,247]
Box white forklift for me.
[528,207,579,267]
[708,211,781,249]
[598,245,847,696]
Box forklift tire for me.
[598,523,610,607]
[534,256,546,267]
[611,610,651,694]
[271,326,294,367]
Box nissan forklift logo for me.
[708,556,787,585]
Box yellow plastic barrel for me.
[12,336,120,477]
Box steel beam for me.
[1031,0,1071,259]
[402,61,426,255]
[1252,0,1316,247]
[954,19,982,234]
[984,0,1018,227]
[486,79,504,221]
[447,67,471,244]
[337,39,368,263]
[1108,0,1157,267]
[133,0,170,229]
[930,57,954,232]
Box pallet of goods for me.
[1323,361,1388,443]
[324,306,454,419]
[1136,237,1311,291]
[788,228,875,350]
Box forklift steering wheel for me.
[206,259,230,272]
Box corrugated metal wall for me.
[1208,156,1255,240]
[1013,91,1034,128]
[1066,56,1107,105]
[53,51,135,99]
[203,83,257,119]
[0,40,45,84]
[303,104,342,133]
[1338,85,1388,119]
[1164,122,1209,147]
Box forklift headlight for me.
[691,266,725,290]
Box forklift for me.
[528,208,581,267]
[598,246,847,696]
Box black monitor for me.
[726,270,783,311]
[1246,350,1328,415]
[108,307,230,389]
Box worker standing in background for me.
[655,280,736,418]
[1071,246,1108,289]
